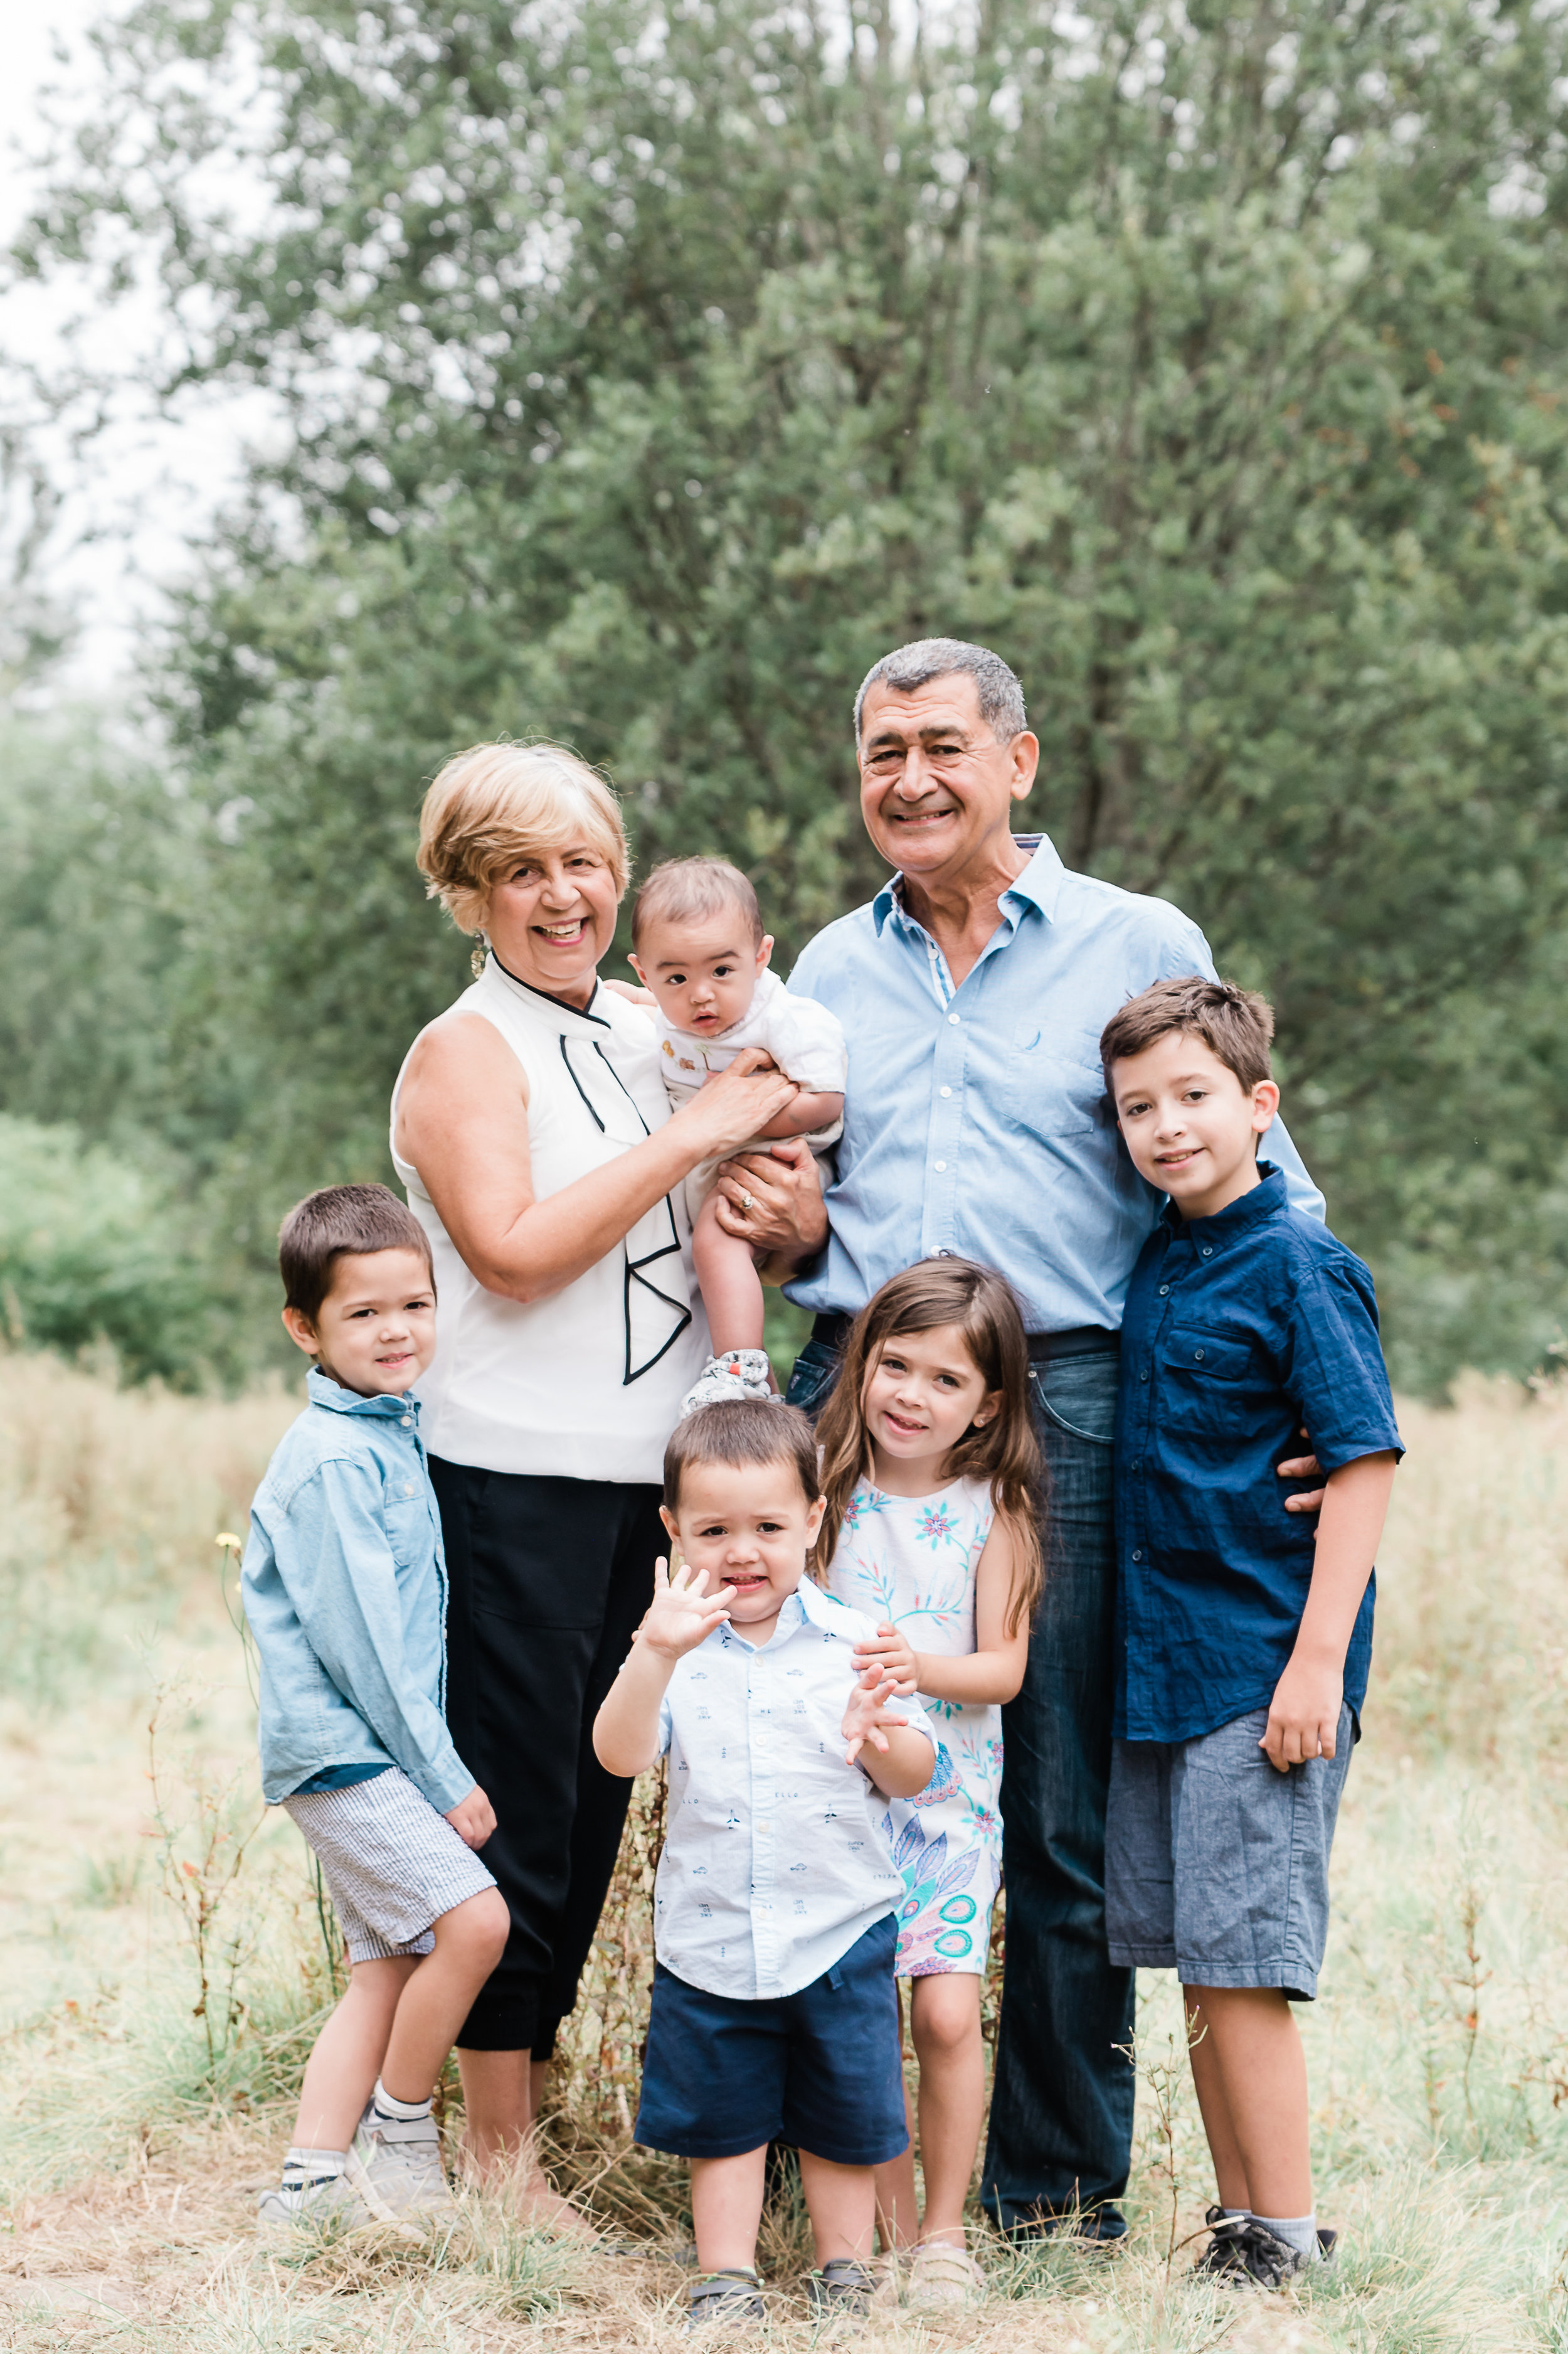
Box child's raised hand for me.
[852,1621,920,1694]
[842,1659,911,1767]
[638,1555,734,1663]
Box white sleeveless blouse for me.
[389,956,709,1483]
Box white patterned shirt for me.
[654,1577,936,1998]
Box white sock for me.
[371,2077,432,2122]
[282,2144,346,2187]
[1251,2211,1318,2259]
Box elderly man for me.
[716,638,1323,2238]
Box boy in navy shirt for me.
[1099,977,1401,2289]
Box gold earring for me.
[471,932,489,980]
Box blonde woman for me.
[392,743,795,2220]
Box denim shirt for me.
[785,834,1323,1335]
[1114,1167,1404,1745]
[241,1370,474,1811]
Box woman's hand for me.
[670,1048,800,1157]
[852,1622,921,1694]
[711,1135,829,1269]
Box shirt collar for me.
[483,948,611,1031]
[871,833,1066,937]
[307,1366,421,1419]
[718,1577,844,1654]
[1160,1161,1286,1244]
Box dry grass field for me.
[3,1353,1568,2350]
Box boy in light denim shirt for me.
[243,1184,508,2237]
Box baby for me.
[629,857,846,1408]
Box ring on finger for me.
[738,1190,754,1212]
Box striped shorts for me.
[282,1766,497,1963]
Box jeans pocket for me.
[786,1339,841,1418]
[1030,1357,1118,1447]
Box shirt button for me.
[948,1013,961,1026]
[934,1159,948,1173]
[403,1481,416,1496]
[1131,1549,1143,1562]
[1194,1349,1205,1361]
[939,1085,952,1099]
[1158,1285,1169,1296]
[401,1415,412,1427]
[1139,1369,1149,1382]
[1131,1460,1142,1473]
[1201,1245,1213,1257]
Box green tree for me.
[18,0,1568,1385]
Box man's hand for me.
[842,1661,911,1766]
[1278,1424,1327,1517]
[1260,1656,1343,1772]
[637,1556,734,1663]
[445,1784,498,1849]
[852,1622,921,1694]
[711,1134,829,1275]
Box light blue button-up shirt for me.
[241,1369,474,1812]
[785,834,1322,1334]
[654,1577,940,1999]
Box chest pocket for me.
[1003,1018,1105,1140]
[384,1485,428,1570]
[1157,1327,1258,1435]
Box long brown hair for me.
[813,1259,1045,1637]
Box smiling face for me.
[861,1321,1000,1493]
[629,916,772,1037]
[857,673,1039,883]
[1111,1030,1281,1221]
[482,836,622,1006]
[660,1457,826,1646]
[282,1245,437,1398]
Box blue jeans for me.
[980,1350,1135,2227]
[785,1341,1136,2227]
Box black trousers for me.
[430,1457,664,2055]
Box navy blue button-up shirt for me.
[1115,1166,1403,1744]
[787,834,1323,1335]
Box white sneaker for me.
[345,2103,457,2228]
[905,2239,986,2309]
[679,1351,773,1414]
[256,2170,374,2239]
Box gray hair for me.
[853,637,1027,743]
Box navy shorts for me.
[1104,1705,1355,2000]
[634,1914,909,2164]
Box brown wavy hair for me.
[813,1259,1044,1636]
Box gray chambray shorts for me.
[1104,1704,1355,1999]
[282,1766,496,1964]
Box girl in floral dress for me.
[814,1259,1043,2306]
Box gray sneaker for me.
[679,1352,773,1414]
[257,2170,375,2239]
[686,2268,766,2331]
[346,2103,457,2227]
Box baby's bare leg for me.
[693,1186,768,1354]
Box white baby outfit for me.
[822,1476,1003,1977]
[654,967,847,1222]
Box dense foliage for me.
[11,0,1568,1387]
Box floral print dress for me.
[822,1476,1002,1976]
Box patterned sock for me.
[281,2145,347,2190]
[371,2077,432,2123]
[1251,2211,1319,2259]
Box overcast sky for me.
[2,0,271,696]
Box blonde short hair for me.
[416,742,630,935]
